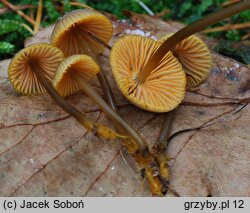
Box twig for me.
[70,1,95,10]
[242,31,250,40]
[33,0,43,34]
[22,23,34,34]
[134,0,154,16]
[203,22,250,33]
[0,0,35,26]
[29,7,34,20]
[154,9,170,18]
[222,0,241,7]
[0,4,34,15]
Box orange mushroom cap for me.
[51,9,113,56]
[53,54,100,97]
[110,35,186,113]
[8,43,64,95]
[160,34,212,88]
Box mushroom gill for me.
[51,9,113,56]
[160,34,212,88]
[110,35,186,113]
[53,54,147,149]
[8,43,64,95]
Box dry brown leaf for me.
[0,12,249,197]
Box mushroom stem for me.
[137,0,250,83]
[81,39,118,111]
[150,111,174,185]
[97,63,170,196]
[97,71,118,111]
[29,61,124,140]
[81,27,169,195]
[72,71,147,149]
[156,111,174,149]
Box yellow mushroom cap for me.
[53,54,100,97]
[8,43,64,95]
[160,34,212,88]
[51,9,113,56]
[110,35,186,113]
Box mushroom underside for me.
[160,34,212,88]
[110,35,186,113]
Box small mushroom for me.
[53,54,99,97]
[53,54,147,148]
[51,9,115,109]
[8,43,123,140]
[110,35,186,113]
[8,43,64,95]
[51,9,113,56]
[160,34,212,88]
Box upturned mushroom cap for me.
[160,34,212,88]
[53,54,100,97]
[8,43,64,95]
[51,9,113,56]
[110,35,186,113]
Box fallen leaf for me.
[0,12,249,197]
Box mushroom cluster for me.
[8,42,123,141]
[7,1,250,196]
[109,32,213,113]
[7,9,126,141]
[8,8,170,196]
[110,35,187,113]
